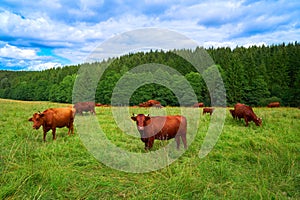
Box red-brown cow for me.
[74,101,96,115]
[131,114,187,150]
[267,102,280,108]
[203,107,214,115]
[234,103,262,126]
[139,100,163,108]
[193,102,204,107]
[28,107,75,141]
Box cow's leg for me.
[144,143,149,151]
[181,134,187,149]
[43,127,50,142]
[43,132,47,142]
[70,122,74,135]
[244,116,249,126]
[175,135,181,149]
[147,138,154,150]
[52,128,56,140]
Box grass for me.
[0,98,299,199]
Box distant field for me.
[0,99,299,199]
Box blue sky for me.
[0,0,299,71]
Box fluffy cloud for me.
[27,62,62,71]
[0,43,63,70]
[0,44,37,59]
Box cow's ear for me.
[39,113,45,117]
[131,116,137,121]
[28,117,33,121]
[145,115,151,121]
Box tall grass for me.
[0,99,299,199]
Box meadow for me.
[0,99,299,199]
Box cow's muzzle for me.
[138,126,144,131]
[33,125,40,130]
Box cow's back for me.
[150,115,186,138]
[234,103,251,117]
[44,107,74,127]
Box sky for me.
[0,0,299,71]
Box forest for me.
[0,42,299,107]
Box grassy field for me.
[0,99,299,199]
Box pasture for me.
[0,99,299,199]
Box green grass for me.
[0,99,299,199]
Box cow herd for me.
[28,100,279,150]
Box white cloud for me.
[0,44,37,59]
[27,62,62,71]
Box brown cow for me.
[28,107,75,141]
[203,107,214,115]
[193,102,204,107]
[267,102,280,108]
[131,114,187,150]
[139,100,163,108]
[234,103,262,126]
[74,101,96,115]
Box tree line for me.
[0,42,299,107]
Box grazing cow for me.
[234,103,262,126]
[139,100,163,108]
[74,101,96,115]
[28,107,75,141]
[131,114,187,150]
[267,102,280,108]
[193,102,204,107]
[203,107,214,115]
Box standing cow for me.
[234,103,262,126]
[131,114,187,150]
[139,100,163,108]
[203,107,214,115]
[28,107,75,141]
[74,101,96,115]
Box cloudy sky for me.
[0,0,299,71]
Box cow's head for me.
[28,112,45,129]
[229,109,236,117]
[255,117,262,126]
[131,114,151,131]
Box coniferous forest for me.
[0,42,299,107]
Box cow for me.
[193,102,204,108]
[74,101,96,115]
[267,102,280,108]
[203,107,214,115]
[234,103,262,126]
[28,107,75,141]
[131,114,187,150]
[139,100,163,108]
